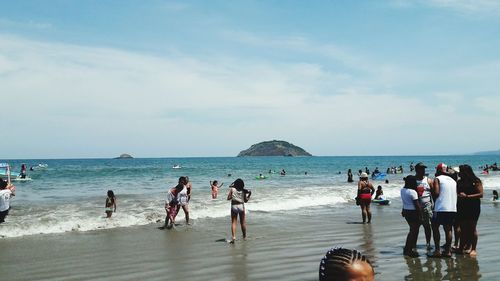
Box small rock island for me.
[238,140,312,157]
[115,153,133,159]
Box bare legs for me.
[230,210,246,242]
[422,221,432,249]
[404,221,421,256]
[181,205,189,225]
[431,222,452,256]
[459,220,479,256]
[360,204,372,223]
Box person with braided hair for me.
[319,247,374,281]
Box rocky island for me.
[114,153,133,159]
[238,140,312,157]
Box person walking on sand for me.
[162,176,187,229]
[227,178,251,243]
[347,169,354,183]
[456,164,483,256]
[401,175,422,257]
[415,162,434,250]
[105,190,117,218]
[429,163,457,258]
[357,172,375,223]
[210,180,223,199]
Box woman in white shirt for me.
[401,175,422,257]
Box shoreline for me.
[1,201,499,280]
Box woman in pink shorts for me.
[357,172,375,223]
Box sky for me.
[1,0,499,158]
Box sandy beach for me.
[1,198,498,281]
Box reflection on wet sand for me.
[405,256,480,280]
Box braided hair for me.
[319,247,373,281]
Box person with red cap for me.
[429,163,457,257]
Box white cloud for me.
[0,34,498,158]
[0,18,53,30]
[391,0,500,16]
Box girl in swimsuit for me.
[105,190,116,218]
[210,180,223,199]
[227,178,251,243]
[357,173,375,223]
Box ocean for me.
[1,155,499,238]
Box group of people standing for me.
[400,162,483,258]
[163,176,251,243]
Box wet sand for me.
[1,201,499,280]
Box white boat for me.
[172,165,182,169]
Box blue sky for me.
[1,0,499,158]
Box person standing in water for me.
[347,169,354,183]
[0,179,15,224]
[178,176,190,225]
[227,178,251,243]
[162,177,187,229]
[456,164,483,256]
[105,190,117,218]
[210,180,223,199]
[414,162,434,250]
[357,172,375,223]
[429,163,457,258]
[20,164,27,179]
[401,175,422,257]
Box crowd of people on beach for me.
[351,162,485,260]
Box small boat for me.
[172,165,182,169]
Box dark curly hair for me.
[319,247,373,281]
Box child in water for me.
[375,185,384,200]
[210,180,223,199]
[105,190,117,218]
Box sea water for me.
[0,156,499,238]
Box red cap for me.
[436,163,447,173]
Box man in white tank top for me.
[415,162,433,250]
[429,163,457,258]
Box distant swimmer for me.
[493,190,499,201]
[210,180,223,199]
[228,173,232,177]
[280,169,286,176]
[357,172,375,224]
[365,167,370,175]
[0,179,15,224]
[319,247,374,281]
[105,190,117,218]
[227,179,251,243]
[385,179,389,184]
[347,169,354,183]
